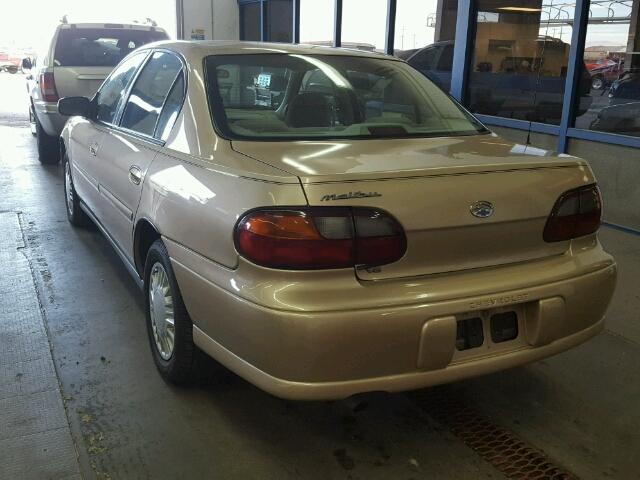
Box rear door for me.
[53,25,168,99]
[95,50,185,258]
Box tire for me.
[591,75,604,91]
[35,114,59,164]
[63,153,89,227]
[144,240,212,385]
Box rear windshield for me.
[205,54,487,140]
[54,28,168,67]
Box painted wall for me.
[492,126,640,231]
[177,0,239,40]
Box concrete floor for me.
[0,72,639,480]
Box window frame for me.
[153,70,188,141]
[52,27,168,68]
[449,0,640,150]
[203,52,489,142]
[93,48,188,146]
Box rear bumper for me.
[194,316,605,401]
[170,239,616,400]
[33,101,68,137]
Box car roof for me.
[144,40,397,60]
[59,23,166,32]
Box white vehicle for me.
[24,21,168,164]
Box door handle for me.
[89,143,98,156]
[128,165,142,185]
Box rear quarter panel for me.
[136,142,306,270]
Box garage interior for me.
[1,1,639,479]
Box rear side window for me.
[155,72,186,140]
[120,52,183,137]
[54,28,168,67]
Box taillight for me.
[235,208,406,270]
[543,184,602,242]
[39,72,59,102]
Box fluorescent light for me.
[497,6,543,12]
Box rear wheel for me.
[144,240,213,385]
[35,114,59,164]
[63,154,89,227]
[591,75,604,91]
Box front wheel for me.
[144,240,212,384]
[63,154,89,226]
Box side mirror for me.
[58,96,91,117]
[22,58,32,70]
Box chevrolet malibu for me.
[59,41,617,400]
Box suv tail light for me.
[543,184,602,242]
[235,208,406,269]
[39,72,59,102]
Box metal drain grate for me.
[412,388,578,480]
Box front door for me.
[68,120,104,216]
[78,51,149,225]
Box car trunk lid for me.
[231,134,594,279]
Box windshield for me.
[54,28,168,67]
[205,54,487,140]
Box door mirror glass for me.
[58,96,91,117]
[22,58,32,70]
[58,97,91,117]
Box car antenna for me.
[61,15,68,24]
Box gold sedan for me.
[59,41,616,400]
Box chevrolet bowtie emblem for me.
[320,191,383,202]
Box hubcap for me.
[64,163,74,216]
[149,262,175,360]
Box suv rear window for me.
[54,28,168,67]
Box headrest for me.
[286,92,332,128]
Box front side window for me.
[120,52,183,137]
[54,28,167,67]
[205,54,485,140]
[96,52,148,124]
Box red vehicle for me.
[586,58,625,90]
[0,52,21,74]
